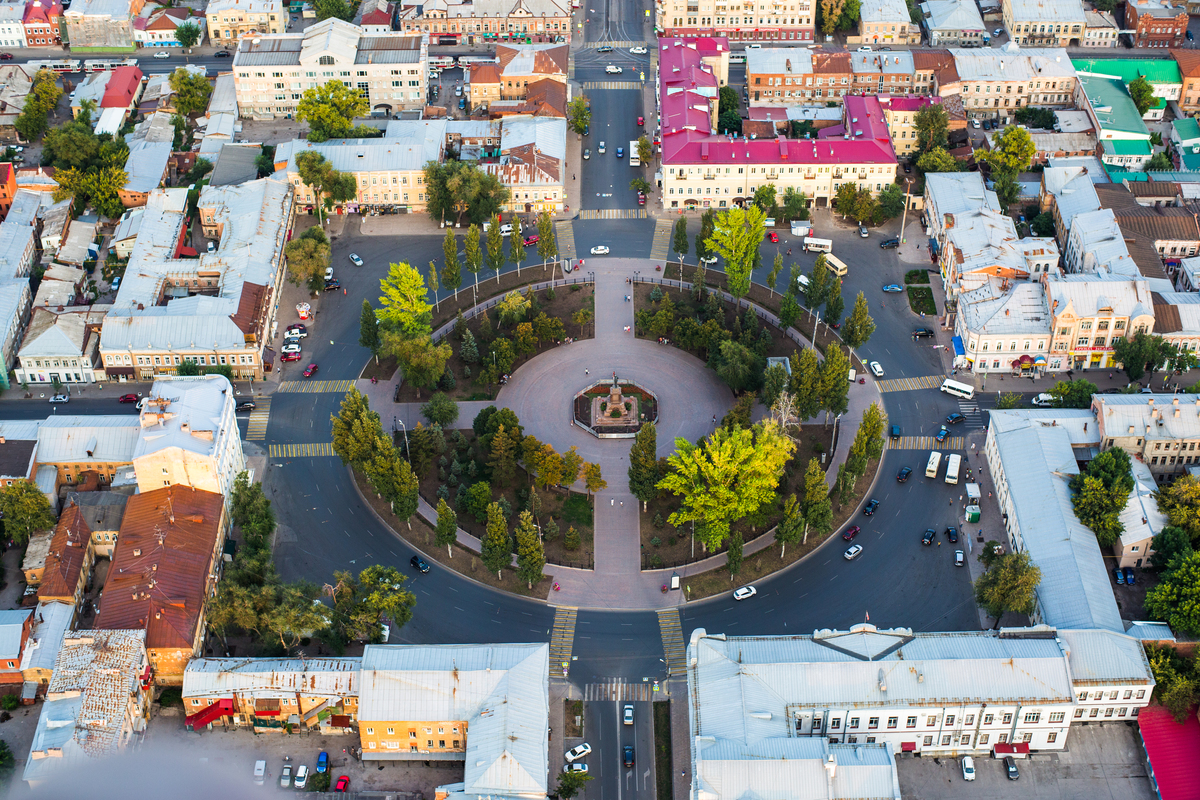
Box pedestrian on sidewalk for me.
[611,499,614,506]
[585,368,590,375]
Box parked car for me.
[912,327,935,338]
[317,752,329,773]
[768,231,779,242]
[1031,393,1055,407]
[335,776,350,791]
[1123,566,1136,585]
[49,394,69,403]
[349,253,364,267]
[733,586,757,600]
[637,115,644,125]
[564,763,589,773]
[153,50,170,58]
[841,525,860,541]
[119,393,139,403]
[0,53,15,60]
[844,544,863,560]
[566,743,592,762]
[324,267,334,281]
[282,343,302,354]
[961,756,975,781]
[411,555,431,573]
[623,705,634,725]
[1004,756,1019,780]
[294,765,309,789]
[324,279,341,291]
[858,224,869,238]
[280,761,293,788]
[862,499,879,516]
[286,324,308,337]
[945,526,958,543]
[1113,566,1125,584]
[954,549,965,567]
[897,467,912,482]
[281,351,302,362]
[879,238,899,249]
[236,401,257,412]
[214,49,232,57]
[302,363,319,377]
[882,284,903,293]
[623,745,635,768]
[922,529,936,545]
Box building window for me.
[849,717,859,728]
[1048,712,1065,723]
[906,717,917,728]
[979,734,989,745]
[868,717,879,729]
[887,717,898,729]
[1023,712,1040,724]
[1002,713,1013,724]
[1047,732,1058,743]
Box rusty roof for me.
[230,280,268,336]
[1153,292,1183,333]
[470,62,502,84]
[37,503,92,602]
[183,657,362,698]
[46,629,147,757]
[1172,48,1200,77]
[1126,180,1180,198]
[1124,230,1171,281]
[1097,184,1200,242]
[812,51,851,74]
[93,485,223,652]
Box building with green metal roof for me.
[1072,58,1182,121]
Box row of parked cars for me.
[256,753,348,790]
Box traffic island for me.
[573,375,658,439]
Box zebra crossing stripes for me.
[554,220,577,260]
[584,679,657,702]
[268,442,335,458]
[276,379,356,394]
[875,375,946,393]
[549,607,578,676]
[245,397,271,441]
[577,209,648,220]
[581,81,642,90]
[956,400,984,429]
[657,609,686,677]
[887,435,965,451]
[583,41,647,49]
[649,218,673,261]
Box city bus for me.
[939,378,975,400]
[945,453,961,485]
[926,451,942,479]
[629,140,640,167]
[824,253,848,277]
[803,236,832,253]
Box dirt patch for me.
[394,283,596,403]
[564,699,584,738]
[639,424,835,570]
[360,355,399,382]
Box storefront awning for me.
[952,336,965,357]
[900,742,917,752]
[1033,355,1046,364]
[1013,355,1034,367]
[993,742,1030,756]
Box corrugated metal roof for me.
[0,609,30,660]
[1124,620,1176,642]
[360,644,548,796]
[695,740,901,800]
[19,602,74,674]
[35,415,140,464]
[183,657,362,697]
[123,140,172,194]
[1095,393,1200,440]
[1057,629,1154,685]
[133,374,235,462]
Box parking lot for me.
[896,722,1155,800]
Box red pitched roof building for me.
[22,0,62,47]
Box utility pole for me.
[898,177,914,245]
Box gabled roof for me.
[496,43,567,77]
[37,503,93,602]
[184,657,361,698]
[19,602,74,675]
[100,65,142,108]
[1171,48,1200,78]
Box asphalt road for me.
[588,700,654,800]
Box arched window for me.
[319,55,334,65]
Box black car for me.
[1004,756,1019,780]
[945,412,965,425]
[897,467,912,483]
[912,328,935,339]
[863,499,879,516]
[922,528,936,545]
[235,401,256,412]
[623,745,634,768]
[879,238,900,249]
[214,50,232,57]
[410,555,431,573]
[945,525,958,543]
[324,279,341,291]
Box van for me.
[847,369,856,382]
[796,273,810,292]
[939,378,975,400]
[823,254,848,277]
[803,236,833,253]
[254,761,267,785]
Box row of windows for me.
[116,353,256,367]
[249,68,418,78]
[972,340,1047,353]
[364,725,460,735]
[408,21,566,32]
[670,165,890,176]
[1009,23,1082,33]
[1079,689,1145,701]
[25,358,84,369]
[846,731,1051,746]
[668,182,885,195]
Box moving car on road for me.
[623,745,635,768]
[862,499,879,516]
[623,705,634,725]
[596,45,614,52]
[302,363,319,377]
[945,412,965,424]
[768,231,779,242]
[897,467,912,482]
[49,394,69,403]
[605,65,623,74]
[733,586,757,600]
[590,245,610,255]
[411,555,431,573]
[119,394,138,403]
[349,253,364,266]
[583,148,590,160]
[858,224,869,237]
[935,425,949,442]
[945,526,958,543]
[868,361,884,377]
[841,525,860,541]
[922,529,936,545]
[1031,392,1054,407]
[844,544,863,560]
[955,549,965,566]
[630,45,647,53]
[880,238,899,249]
[235,401,256,412]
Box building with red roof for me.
[654,0,813,42]
[658,37,897,211]
[878,95,950,157]
[22,0,62,47]
[100,65,143,110]
[1139,704,1200,800]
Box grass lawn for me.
[906,286,937,316]
[653,701,673,800]
[393,283,596,403]
[904,269,930,284]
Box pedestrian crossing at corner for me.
[874,374,946,393]
[649,218,673,261]
[268,442,335,458]
[245,397,271,441]
[277,379,356,394]
[657,608,686,677]
[584,679,657,702]
[555,220,577,261]
[887,435,965,451]
[578,209,649,220]
[549,606,577,676]
[581,81,642,91]
[583,40,648,48]
[956,400,984,429]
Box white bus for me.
[629,140,641,167]
[939,378,975,400]
[803,236,832,253]
[824,253,848,277]
[429,56,455,70]
[945,453,962,485]
[83,58,138,72]
[926,451,942,479]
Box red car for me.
[841,525,861,541]
[335,776,350,791]
[523,234,540,247]
[768,231,779,242]
[118,394,139,404]
[637,115,644,125]
[281,351,302,362]
[303,363,319,377]
[637,192,646,206]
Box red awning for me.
[993,742,1030,756]
[330,715,352,728]
[177,246,198,257]
[900,742,917,752]
[1139,705,1200,800]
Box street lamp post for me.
[898,177,914,245]
[396,417,410,460]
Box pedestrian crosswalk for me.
[550,606,577,678]
[578,209,649,220]
[887,435,965,451]
[268,442,335,458]
[583,41,648,49]
[649,218,673,261]
[277,380,356,394]
[584,679,659,702]
[246,398,270,441]
[555,220,577,260]
[657,608,686,677]
[875,374,946,393]
[956,400,985,429]
[581,81,642,90]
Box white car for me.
[153,51,171,59]
[499,223,513,236]
[294,765,309,789]
[598,141,606,153]
[48,394,69,404]
[868,361,884,377]
[971,119,981,129]
[590,245,610,255]
[699,255,717,265]
[623,705,634,725]
[857,46,873,52]
[630,46,647,54]
[349,253,363,267]
[563,763,589,773]
[282,343,302,354]
[993,27,1003,36]
[566,743,592,763]
[844,544,863,560]
[1031,392,1055,407]
[733,586,756,601]
[961,756,976,781]
[605,65,623,74]
[324,267,334,281]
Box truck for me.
[629,140,641,167]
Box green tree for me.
[421,392,459,426]
[0,480,57,545]
[441,228,462,300]
[435,497,459,557]
[631,176,654,196]
[774,494,804,558]
[1150,526,1193,571]
[799,457,832,543]
[753,183,777,216]
[974,550,1042,628]
[1128,75,1156,117]
[488,425,518,487]
[359,300,381,360]
[297,80,368,142]
[804,256,831,308]
[841,291,875,348]
[169,67,212,115]
[994,391,1023,409]
[1070,475,1126,547]
[295,150,357,223]
[782,186,809,221]
[1145,551,1200,636]
[481,502,512,579]
[977,125,1037,176]
[175,20,201,48]
[711,340,761,393]
[1047,378,1098,409]
[284,226,331,291]
[464,223,483,298]
[330,389,382,466]
[514,511,546,588]
[877,184,906,220]
[834,183,858,218]
[1145,644,1200,722]
[1146,151,1173,171]
[820,345,851,417]
[726,531,744,580]
[1112,331,1174,382]
[377,261,433,339]
[717,86,741,135]
[314,0,356,20]
[441,162,510,225]
[537,211,558,265]
[672,216,690,265]
[261,584,329,652]
[637,135,652,165]
[560,446,584,488]
[916,146,963,174]
[789,348,823,421]
[656,422,795,550]
[993,173,1020,208]
[762,363,789,410]
[696,209,716,263]
[567,95,591,134]
[914,103,949,154]
[1156,474,1200,544]
[628,422,659,510]
[1030,212,1057,237]
[824,278,845,326]
[707,204,766,299]
[14,69,61,141]
[0,739,14,780]
[497,290,530,327]
[508,217,525,274]
[766,252,784,296]
[53,165,128,219]
[557,769,595,800]
[383,334,453,399]
[486,215,506,283]
[583,462,606,496]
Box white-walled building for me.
[955,279,1052,375]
